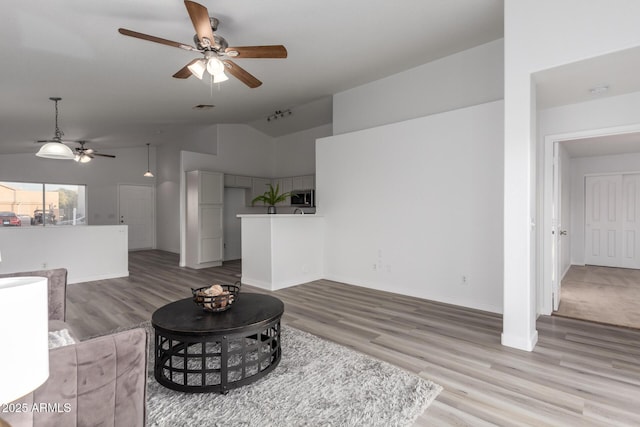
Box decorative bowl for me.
[191,281,241,312]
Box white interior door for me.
[585,175,623,267]
[621,174,640,269]
[551,142,561,311]
[118,184,155,250]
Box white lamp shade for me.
[213,72,229,83]
[187,59,206,80]
[206,57,224,75]
[0,277,49,404]
[36,142,75,159]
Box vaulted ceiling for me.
[0,1,504,154]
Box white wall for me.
[317,100,504,313]
[503,0,640,351]
[0,225,128,284]
[539,91,640,138]
[333,39,504,135]
[0,146,155,226]
[274,124,332,177]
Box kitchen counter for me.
[237,214,325,290]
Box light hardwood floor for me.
[556,265,640,329]
[66,251,640,426]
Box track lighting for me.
[267,109,292,122]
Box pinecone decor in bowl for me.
[192,281,241,312]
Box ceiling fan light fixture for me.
[206,57,228,82]
[75,153,91,163]
[212,71,229,83]
[36,142,75,160]
[187,59,206,80]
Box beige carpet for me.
[555,265,640,329]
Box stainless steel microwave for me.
[290,190,314,207]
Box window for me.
[0,181,87,226]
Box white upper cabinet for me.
[224,174,252,189]
[292,175,315,191]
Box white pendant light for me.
[37,142,75,159]
[144,143,154,177]
[36,97,76,160]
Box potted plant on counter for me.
[251,183,291,214]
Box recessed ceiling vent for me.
[193,104,214,110]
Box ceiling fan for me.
[73,141,116,163]
[118,0,287,88]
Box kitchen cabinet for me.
[224,174,252,188]
[292,175,315,191]
[248,177,272,206]
[185,170,224,269]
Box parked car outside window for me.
[0,211,21,226]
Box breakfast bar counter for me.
[237,214,325,290]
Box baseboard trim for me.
[501,330,538,352]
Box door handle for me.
[560,230,567,236]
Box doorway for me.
[543,125,640,328]
[118,184,155,250]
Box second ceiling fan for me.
[73,141,116,163]
[118,0,287,88]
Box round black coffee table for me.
[152,292,284,394]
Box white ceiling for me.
[535,45,640,158]
[561,132,640,158]
[0,1,504,154]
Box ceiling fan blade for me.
[225,45,287,59]
[222,60,262,88]
[173,59,200,79]
[93,153,116,158]
[184,1,215,48]
[118,28,199,52]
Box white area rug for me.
[129,321,441,426]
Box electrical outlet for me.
[461,275,469,286]
[42,262,48,269]
[372,263,377,271]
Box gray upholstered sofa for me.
[0,269,147,427]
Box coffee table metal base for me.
[154,320,281,394]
